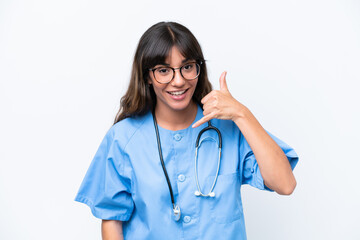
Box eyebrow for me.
[156,58,193,67]
[182,58,191,63]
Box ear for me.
[146,75,152,85]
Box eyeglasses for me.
[149,61,201,84]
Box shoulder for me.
[107,112,152,149]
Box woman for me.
[75,21,298,240]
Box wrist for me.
[232,103,252,124]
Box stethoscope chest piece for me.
[173,205,181,221]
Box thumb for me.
[219,71,228,91]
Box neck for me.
[154,101,198,131]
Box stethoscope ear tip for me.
[194,191,216,197]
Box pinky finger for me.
[192,112,215,128]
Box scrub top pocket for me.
[208,172,242,224]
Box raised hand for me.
[192,71,246,128]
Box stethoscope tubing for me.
[152,111,222,221]
[194,147,221,197]
[152,113,176,209]
[194,121,222,197]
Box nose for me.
[171,68,186,87]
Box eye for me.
[182,63,195,72]
[156,67,171,75]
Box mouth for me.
[167,89,188,96]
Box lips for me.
[167,89,188,96]
[166,88,189,101]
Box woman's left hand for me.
[192,71,248,128]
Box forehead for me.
[145,42,197,69]
[164,46,186,64]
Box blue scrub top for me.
[75,104,298,240]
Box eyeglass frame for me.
[148,61,203,84]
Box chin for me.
[169,101,193,111]
[160,97,195,113]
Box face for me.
[148,46,199,114]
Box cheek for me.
[191,80,199,91]
[152,83,166,97]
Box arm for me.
[192,71,296,195]
[233,106,296,195]
[101,220,124,240]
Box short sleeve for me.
[240,130,299,191]
[75,127,134,221]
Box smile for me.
[167,89,188,96]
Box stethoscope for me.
[152,111,222,221]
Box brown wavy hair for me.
[114,22,212,124]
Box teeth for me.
[169,90,186,96]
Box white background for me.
[1,0,359,239]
